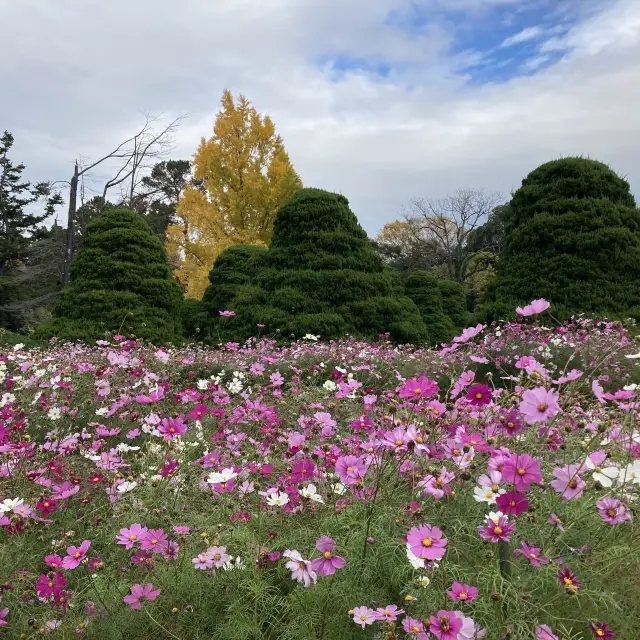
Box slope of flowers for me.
[0,305,639,638]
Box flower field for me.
[1,307,640,638]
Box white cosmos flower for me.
[47,407,61,420]
[206,468,238,485]
[619,460,640,486]
[625,352,640,359]
[323,380,337,391]
[582,458,619,487]
[266,492,290,507]
[116,481,137,493]
[473,486,504,504]
[416,576,431,588]
[197,379,209,391]
[330,483,346,495]
[487,511,506,524]
[299,484,324,503]
[222,556,246,571]
[406,543,425,569]
[0,497,24,513]
[13,343,24,351]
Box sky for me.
[1,0,639,235]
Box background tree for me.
[0,131,62,329]
[212,188,427,344]
[484,157,640,321]
[37,209,183,343]
[168,90,302,298]
[404,271,455,345]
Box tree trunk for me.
[63,162,78,285]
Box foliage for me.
[214,188,427,344]
[168,90,302,298]
[485,157,640,321]
[373,220,444,273]
[1,313,640,638]
[437,279,470,330]
[404,270,455,345]
[35,209,183,343]
[0,131,62,329]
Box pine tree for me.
[36,209,183,343]
[485,157,640,320]
[211,188,426,343]
[168,90,302,298]
[0,131,61,329]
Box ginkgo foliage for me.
[167,90,302,298]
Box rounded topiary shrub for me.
[405,271,455,345]
[37,209,183,343]
[485,157,640,320]
[218,188,427,343]
[437,279,470,331]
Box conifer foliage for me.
[207,188,427,343]
[487,157,640,319]
[404,271,455,345]
[40,209,183,343]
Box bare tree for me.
[404,188,503,283]
[62,113,184,284]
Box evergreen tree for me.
[404,271,455,345]
[213,188,427,343]
[36,209,183,343]
[485,157,640,320]
[0,131,61,329]
[437,279,470,330]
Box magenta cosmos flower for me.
[549,464,585,502]
[157,416,187,440]
[123,583,161,610]
[519,387,560,424]
[502,453,543,491]
[352,606,376,629]
[453,323,484,343]
[403,617,425,636]
[398,375,439,400]
[406,523,448,561]
[60,540,91,569]
[514,541,549,567]
[334,455,368,485]
[496,491,529,516]
[446,582,478,602]
[556,567,581,593]
[0,608,7,626]
[429,610,463,640]
[516,298,550,316]
[465,383,492,406]
[218,310,235,317]
[588,622,615,639]
[140,528,168,553]
[373,604,404,622]
[596,497,632,525]
[478,514,516,543]
[309,536,345,576]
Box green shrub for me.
[35,209,183,343]
[437,279,470,330]
[484,157,640,320]
[404,271,456,344]
[213,189,426,343]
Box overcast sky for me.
[1,0,639,235]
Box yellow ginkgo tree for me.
[167,90,302,298]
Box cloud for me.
[0,0,639,235]
[501,26,545,48]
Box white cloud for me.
[501,26,545,48]
[0,0,639,236]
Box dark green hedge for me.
[405,271,456,344]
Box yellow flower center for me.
[422,538,432,547]
[568,480,577,489]
[491,484,499,492]
[129,535,137,541]
[416,436,423,443]
[517,468,526,476]
[323,551,332,559]
[414,388,421,395]
[169,427,175,433]
[538,403,548,412]
[459,592,467,599]
[347,467,353,473]
[74,552,80,558]
[494,526,503,535]
[563,577,573,585]
[395,439,403,446]
[151,539,158,544]
[607,509,616,517]
[475,393,483,399]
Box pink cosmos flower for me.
[429,610,463,640]
[123,583,161,610]
[596,497,632,525]
[36,572,68,599]
[465,383,492,406]
[0,608,7,626]
[173,525,190,535]
[549,464,585,501]
[352,606,376,629]
[406,523,448,560]
[496,491,529,516]
[502,453,543,491]
[116,523,148,550]
[535,625,559,640]
[398,376,439,400]
[192,552,214,570]
[453,324,484,343]
[446,582,478,602]
[206,546,231,568]
[514,541,549,567]
[140,528,168,553]
[157,416,187,440]
[548,513,565,531]
[478,514,516,543]
[518,387,560,424]
[588,622,615,639]
[403,617,426,636]
[373,604,404,622]
[283,550,317,587]
[418,467,455,501]
[516,298,550,316]
[335,455,368,485]
[61,540,91,569]
[553,369,583,384]
[219,310,235,317]
[309,536,345,576]
[44,554,63,569]
[556,567,581,593]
